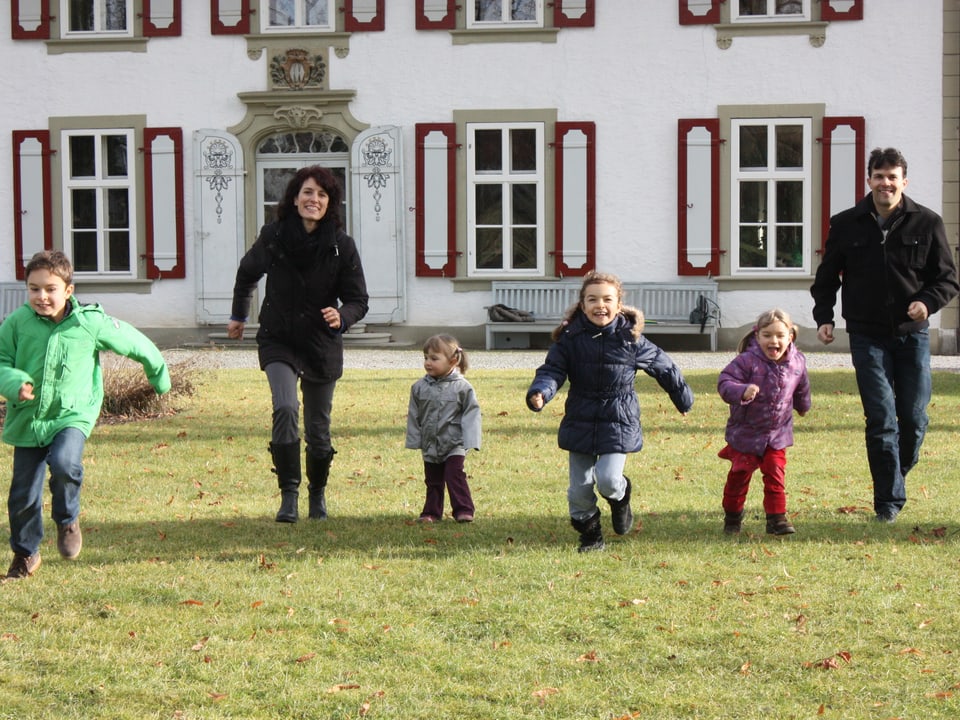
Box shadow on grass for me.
[66,508,957,568]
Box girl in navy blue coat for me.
[526,272,694,552]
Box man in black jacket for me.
[811,147,959,523]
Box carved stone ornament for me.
[274,105,324,129]
[270,49,326,90]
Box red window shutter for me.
[819,116,865,255]
[12,130,53,280]
[554,122,595,277]
[11,0,51,39]
[143,0,182,37]
[678,0,720,25]
[211,0,251,35]
[415,0,456,30]
[143,127,186,279]
[343,0,385,31]
[554,0,594,28]
[677,119,720,276]
[821,0,863,21]
[415,123,458,277]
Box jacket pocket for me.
[898,235,930,268]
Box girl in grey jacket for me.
[406,335,481,523]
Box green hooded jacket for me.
[0,296,170,447]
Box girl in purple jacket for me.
[717,309,811,536]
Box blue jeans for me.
[849,331,931,517]
[567,451,627,521]
[7,427,86,557]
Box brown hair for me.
[25,250,74,287]
[551,271,644,341]
[276,165,344,228]
[422,334,469,374]
[737,308,798,354]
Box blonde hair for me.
[737,308,798,353]
[422,334,469,373]
[551,271,644,341]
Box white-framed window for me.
[466,122,545,275]
[61,0,133,36]
[466,0,543,28]
[730,118,812,274]
[262,0,333,32]
[61,128,136,275]
[732,0,809,22]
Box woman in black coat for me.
[227,166,368,523]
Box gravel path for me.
[164,347,960,372]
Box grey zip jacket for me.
[405,370,481,463]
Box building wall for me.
[0,2,951,349]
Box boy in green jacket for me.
[0,251,170,580]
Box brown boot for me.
[766,513,796,535]
[723,510,744,535]
[57,521,83,559]
[5,553,41,579]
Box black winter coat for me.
[231,216,369,381]
[526,308,694,455]
[812,193,959,338]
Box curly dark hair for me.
[276,165,344,228]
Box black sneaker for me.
[6,553,41,579]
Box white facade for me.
[0,1,948,348]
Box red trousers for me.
[718,445,787,515]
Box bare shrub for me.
[99,354,198,423]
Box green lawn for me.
[0,367,957,719]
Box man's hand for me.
[817,324,834,345]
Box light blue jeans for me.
[567,451,627,521]
[8,427,86,557]
[849,330,931,517]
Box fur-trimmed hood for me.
[551,303,645,342]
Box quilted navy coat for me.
[526,308,694,455]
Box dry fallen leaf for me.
[326,683,360,693]
[577,650,600,663]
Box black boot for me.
[270,441,301,523]
[723,510,745,535]
[766,513,796,535]
[570,510,604,553]
[306,448,336,520]
[603,476,634,536]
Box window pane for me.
[108,231,130,271]
[474,130,502,172]
[512,227,537,269]
[776,181,802,222]
[71,189,97,229]
[305,0,328,25]
[510,129,537,172]
[512,184,537,224]
[104,135,128,178]
[775,0,802,16]
[738,0,766,16]
[70,136,96,178]
[73,233,98,271]
[476,228,503,269]
[270,0,296,26]
[776,227,803,267]
[107,188,129,229]
[739,126,767,169]
[775,125,803,169]
[105,0,127,30]
[738,226,766,268]
[475,0,500,21]
[475,184,503,224]
[739,181,767,223]
[511,0,537,21]
[69,0,94,31]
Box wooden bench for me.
[0,283,26,322]
[486,280,719,351]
